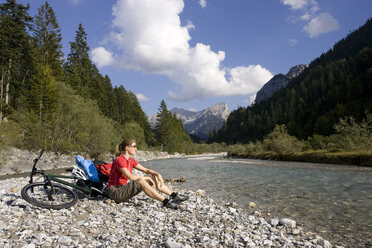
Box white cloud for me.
[281,0,319,17]
[96,0,273,101]
[136,93,150,101]
[303,13,339,38]
[281,0,338,38]
[309,0,320,13]
[91,47,114,67]
[186,20,195,30]
[199,0,207,8]
[289,38,298,46]
[281,0,308,10]
[69,0,84,6]
[300,13,311,21]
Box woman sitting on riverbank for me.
[108,139,188,209]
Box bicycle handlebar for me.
[29,149,45,184]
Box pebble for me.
[165,237,182,248]
[270,218,280,226]
[195,189,206,196]
[0,176,333,247]
[280,218,297,228]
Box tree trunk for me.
[4,81,9,123]
[3,59,12,123]
[0,67,3,125]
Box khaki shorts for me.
[108,180,142,203]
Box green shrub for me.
[13,82,120,157]
[121,122,147,150]
[306,134,332,150]
[263,125,304,152]
[0,120,23,149]
[331,112,372,151]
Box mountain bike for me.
[21,149,108,210]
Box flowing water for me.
[142,155,372,248]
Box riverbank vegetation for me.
[227,113,372,166]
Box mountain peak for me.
[286,64,307,79]
[202,103,230,120]
[149,103,230,139]
[255,64,307,103]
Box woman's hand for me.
[154,173,164,187]
[143,176,156,188]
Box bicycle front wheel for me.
[21,182,78,210]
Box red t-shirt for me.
[108,155,138,187]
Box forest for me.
[0,0,194,157]
[1,1,371,165]
[209,18,372,146]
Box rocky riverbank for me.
[0,147,185,176]
[0,176,340,248]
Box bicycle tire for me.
[21,182,78,210]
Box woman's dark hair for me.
[115,139,136,157]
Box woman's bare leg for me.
[137,178,165,202]
[148,175,173,195]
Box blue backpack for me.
[75,155,100,183]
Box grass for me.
[228,150,372,167]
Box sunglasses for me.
[130,145,137,149]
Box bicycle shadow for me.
[3,192,28,209]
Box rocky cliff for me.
[255,64,307,103]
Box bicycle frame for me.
[29,150,93,196]
[45,174,92,195]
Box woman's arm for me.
[135,164,164,187]
[119,167,141,181]
[119,166,156,187]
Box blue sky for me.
[18,0,372,116]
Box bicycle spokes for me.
[22,183,78,210]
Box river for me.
[142,155,372,248]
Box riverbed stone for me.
[0,171,336,247]
[280,218,297,228]
[165,237,182,248]
[270,218,280,226]
[320,239,332,248]
[195,189,206,196]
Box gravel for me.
[0,175,341,247]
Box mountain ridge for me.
[209,18,372,143]
[255,64,307,103]
[149,103,230,140]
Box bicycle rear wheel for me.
[21,182,78,210]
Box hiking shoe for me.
[172,193,189,203]
[164,200,179,210]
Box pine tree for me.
[127,91,154,145]
[27,64,56,147]
[64,23,94,96]
[33,1,64,79]
[29,64,56,123]
[0,0,33,124]
[112,85,132,125]
[154,100,192,151]
[155,100,170,148]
